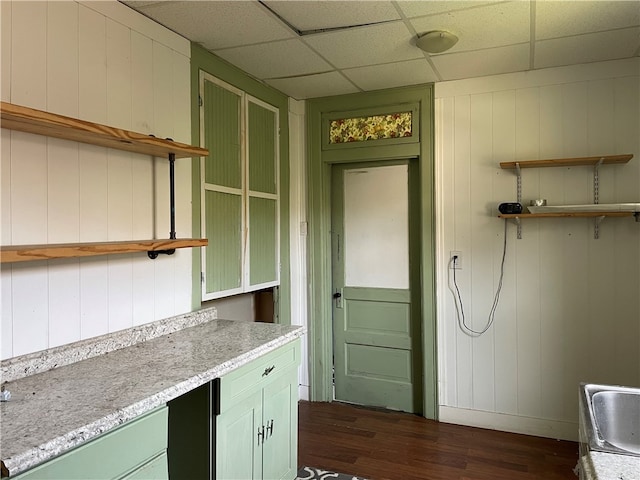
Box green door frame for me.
[306,85,438,419]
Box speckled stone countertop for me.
[580,452,640,479]
[0,310,304,477]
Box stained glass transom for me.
[329,112,412,144]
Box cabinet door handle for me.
[266,419,274,438]
[257,426,265,445]
[262,365,275,377]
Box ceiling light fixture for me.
[416,30,458,54]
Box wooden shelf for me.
[1,102,210,263]
[499,212,636,219]
[0,101,208,159]
[500,154,633,169]
[1,239,208,263]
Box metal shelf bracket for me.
[515,162,522,239]
[593,158,604,204]
[594,215,606,240]
[148,148,177,260]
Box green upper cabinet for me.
[200,72,280,300]
[203,80,242,189]
[248,101,277,195]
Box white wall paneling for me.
[435,58,640,440]
[288,98,309,399]
[11,1,46,109]
[1,1,12,103]
[1,0,192,360]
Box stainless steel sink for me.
[580,383,640,456]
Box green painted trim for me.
[306,84,437,419]
[190,44,291,325]
[324,143,421,164]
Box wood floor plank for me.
[298,401,578,480]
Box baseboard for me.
[439,405,578,442]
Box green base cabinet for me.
[13,407,169,480]
[216,339,300,480]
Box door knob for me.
[332,292,342,299]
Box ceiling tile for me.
[397,1,506,19]
[304,21,422,69]
[343,59,438,91]
[127,1,295,50]
[266,72,360,100]
[123,1,165,7]
[432,43,530,80]
[214,39,333,79]
[535,27,640,69]
[263,1,400,31]
[409,1,530,53]
[536,1,640,40]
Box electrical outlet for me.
[450,251,462,269]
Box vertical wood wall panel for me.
[49,260,81,348]
[452,95,473,409]
[48,139,80,243]
[151,42,177,320]
[1,1,192,360]
[468,93,495,412]
[1,129,11,245]
[435,96,458,407]
[538,86,566,421]
[78,5,107,125]
[1,1,11,102]
[11,263,48,356]
[130,32,156,326]
[47,2,79,117]
[491,90,518,416]
[108,256,134,332]
[1,268,13,358]
[131,32,154,240]
[80,258,109,340]
[436,59,640,435]
[11,1,46,109]
[514,88,542,418]
[106,19,133,242]
[172,53,193,313]
[152,42,173,240]
[11,133,48,244]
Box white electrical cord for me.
[448,220,508,337]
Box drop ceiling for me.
[122,0,640,100]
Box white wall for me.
[288,98,310,400]
[435,58,640,440]
[0,1,193,360]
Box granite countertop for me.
[581,452,640,480]
[0,311,304,477]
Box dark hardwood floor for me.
[298,401,579,480]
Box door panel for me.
[216,391,262,480]
[332,162,419,413]
[262,371,297,480]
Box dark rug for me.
[296,466,368,480]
